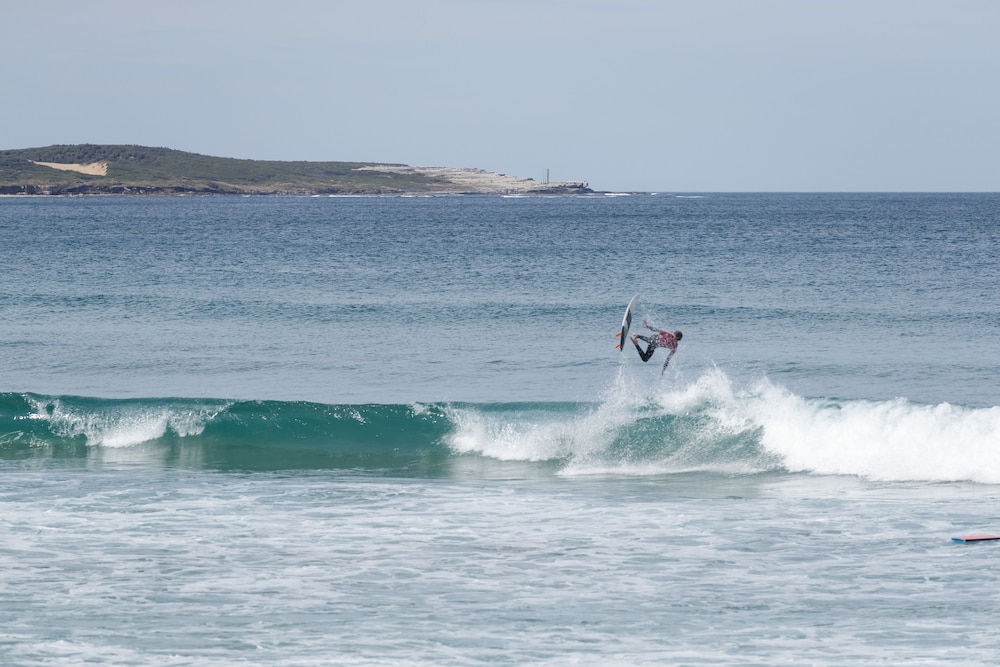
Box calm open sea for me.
[2,193,1000,665]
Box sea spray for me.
[559,367,780,476]
[446,369,1000,482]
[24,395,227,448]
[443,369,777,476]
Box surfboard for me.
[951,534,1000,543]
[615,294,640,351]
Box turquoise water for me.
[2,194,1000,665]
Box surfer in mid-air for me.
[632,321,682,377]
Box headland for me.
[0,145,591,196]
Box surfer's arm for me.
[659,349,676,376]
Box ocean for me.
[2,193,999,665]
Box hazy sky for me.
[3,0,998,191]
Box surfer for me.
[632,321,682,376]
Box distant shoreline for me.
[0,144,593,196]
[0,192,616,199]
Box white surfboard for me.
[616,294,640,351]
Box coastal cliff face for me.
[0,145,592,195]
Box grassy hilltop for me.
[0,145,591,195]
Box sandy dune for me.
[31,160,109,176]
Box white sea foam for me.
[444,368,1000,483]
[746,383,1000,483]
[682,371,1000,483]
[27,397,227,448]
[444,406,577,461]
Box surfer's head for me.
[674,331,683,341]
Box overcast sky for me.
[3,0,998,191]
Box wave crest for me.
[25,395,227,448]
[445,369,1000,483]
[3,376,1000,482]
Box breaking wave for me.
[2,369,999,482]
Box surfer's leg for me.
[633,335,656,362]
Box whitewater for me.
[2,193,1000,665]
[6,366,1000,484]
